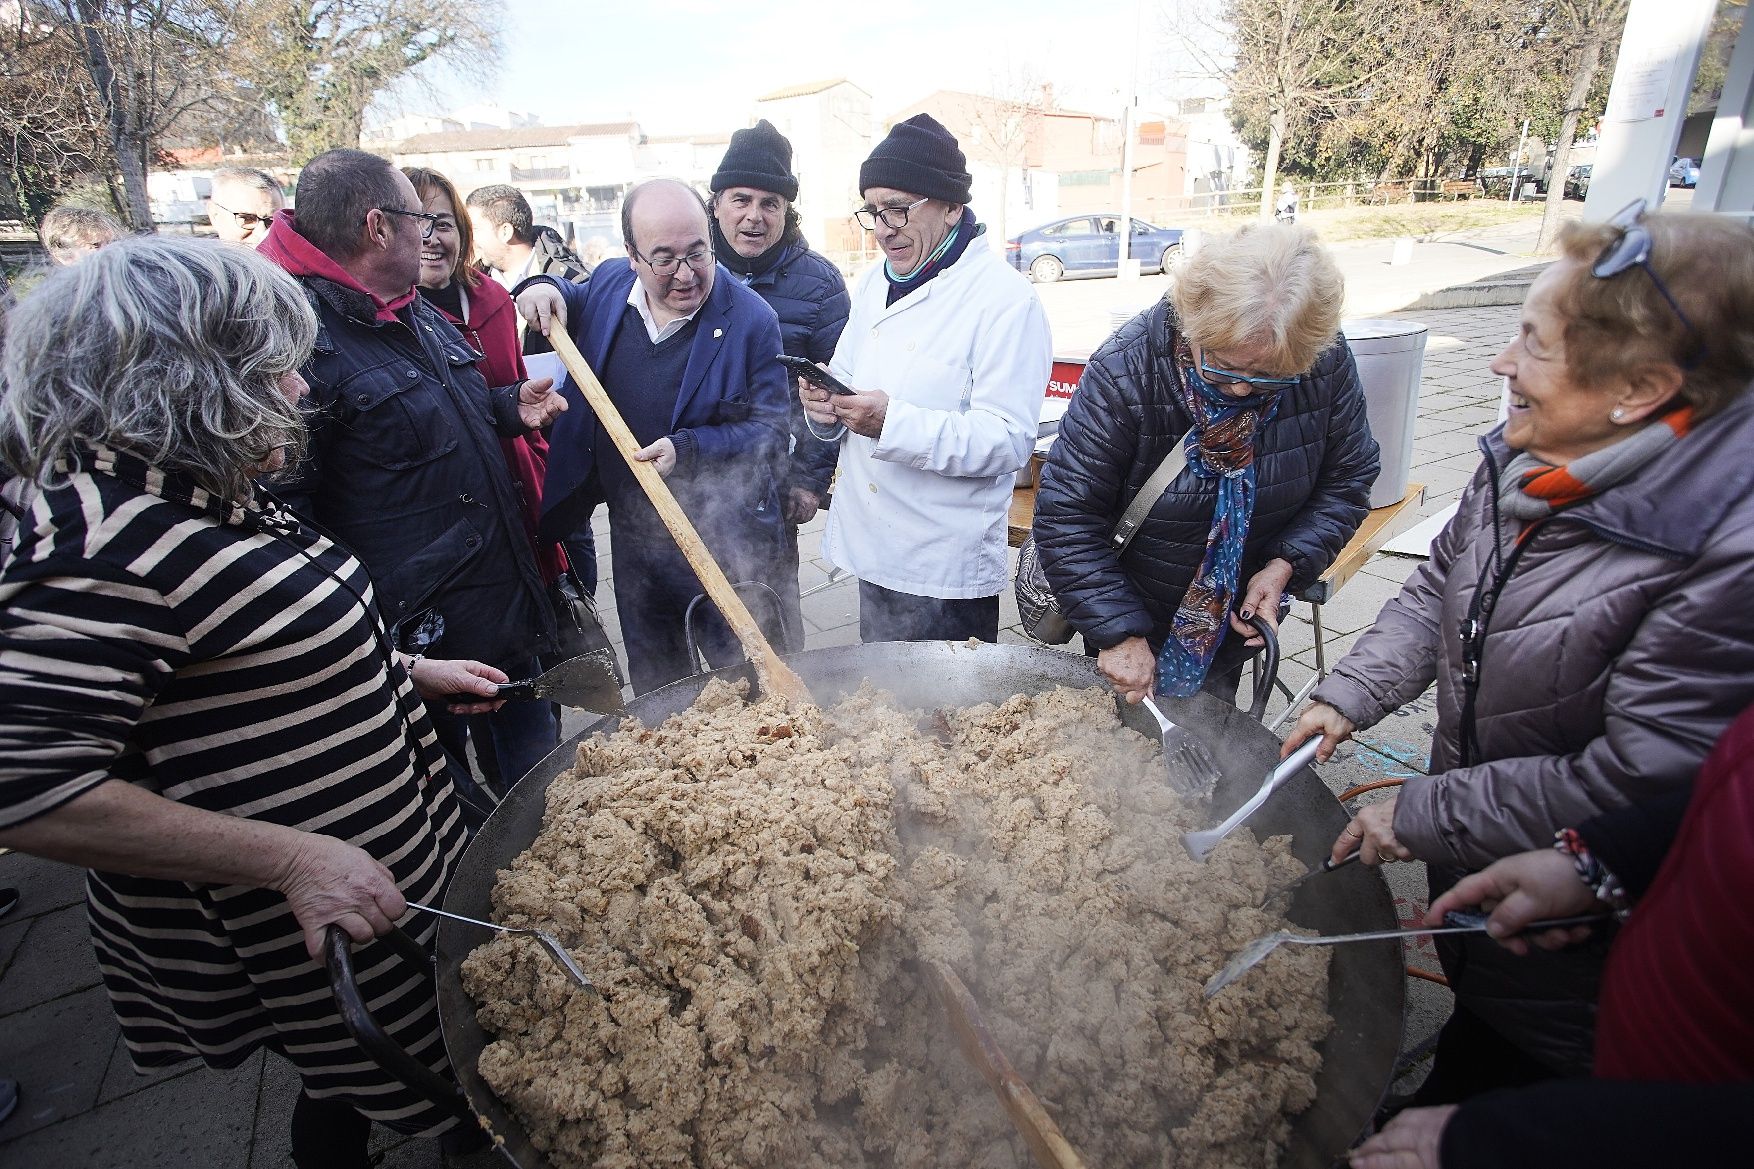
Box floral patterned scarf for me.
[1155,341,1286,697]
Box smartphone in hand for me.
[776,354,857,396]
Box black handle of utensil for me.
[494,678,538,702]
[682,580,784,674]
[1323,848,1363,873]
[323,924,472,1121]
[1238,611,1281,724]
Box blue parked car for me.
[1005,214,1185,283]
[1669,157,1700,188]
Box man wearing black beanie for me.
[708,119,850,653]
[800,113,1052,644]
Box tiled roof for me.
[394,122,638,153]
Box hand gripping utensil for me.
[925,960,1088,1169]
[494,648,627,716]
[1140,696,1224,797]
[1204,910,1613,997]
[407,902,597,995]
[1181,737,1323,862]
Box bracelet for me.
[405,652,424,676]
[1554,828,1631,918]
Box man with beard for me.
[708,119,850,651]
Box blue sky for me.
[400,0,1167,135]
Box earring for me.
[1611,408,1626,422]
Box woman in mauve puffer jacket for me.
[1286,206,1754,1095]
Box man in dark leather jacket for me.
[260,149,567,807]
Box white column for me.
[1582,0,1717,221]
[1696,10,1754,213]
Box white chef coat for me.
[822,241,1052,598]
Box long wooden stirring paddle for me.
[543,323,813,708]
[924,960,1089,1169]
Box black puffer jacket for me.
[1033,298,1379,650]
[726,234,850,497]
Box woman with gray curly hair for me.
[0,236,505,1167]
[1032,221,1379,703]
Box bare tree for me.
[0,7,113,222]
[233,0,499,164]
[1165,0,1396,216]
[51,0,238,228]
[1535,0,1627,252]
[963,65,1043,247]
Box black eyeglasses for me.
[211,201,270,229]
[370,206,443,239]
[631,246,713,276]
[854,197,929,231]
[1593,198,1705,368]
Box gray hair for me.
[0,235,316,501]
[39,205,126,259]
[1171,221,1344,376]
[212,166,287,207]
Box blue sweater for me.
[527,260,792,550]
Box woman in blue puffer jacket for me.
[1033,222,1379,703]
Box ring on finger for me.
[1344,824,1365,839]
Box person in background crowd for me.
[1283,204,1754,1099]
[707,119,850,652]
[1032,223,1377,703]
[466,183,591,293]
[1351,692,1754,1169]
[0,236,501,1168]
[403,165,563,795]
[581,236,612,269]
[207,166,286,248]
[258,149,565,821]
[516,179,791,695]
[1275,185,1300,224]
[800,113,1051,643]
[466,182,598,588]
[38,205,124,266]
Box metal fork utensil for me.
[1204,910,1614,997]
[1140,696,1224,797]
[407,902,597,994]
[1181,737,1324,862]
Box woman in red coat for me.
[404,166,564,794]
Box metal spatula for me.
[1140,696,1223,797]
[407,902,598,995]
[1182,737,1323,862]
[1204,910,1613,997]
[494,649,627,715]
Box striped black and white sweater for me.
[0,445,468,1134]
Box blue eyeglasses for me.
[1197,352,1302,388]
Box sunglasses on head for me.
[1592,198,1705,369]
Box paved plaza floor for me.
[0,245,1529,1165]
